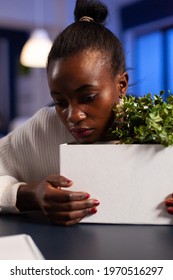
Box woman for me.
[0,0,172,225]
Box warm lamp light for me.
[20,29,52,68]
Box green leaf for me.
[107,90,173,146]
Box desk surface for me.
[0,212,173,260]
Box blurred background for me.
[0,0,173,135]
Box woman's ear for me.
[118,72,129,98]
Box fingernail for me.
[66,179,72,183]
[165,198,173,206]
[61,179,72,185]
[167,207,173,214]
[94,200,100,206]
[90,207,97,214]
[85,193,90,199]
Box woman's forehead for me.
[48,49,110,79]
[47,50,116,94]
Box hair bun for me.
[74,0,108,24]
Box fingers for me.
[51,188,90,203]
[45,175,90,202]
[37,174,100,226]
[42,182,90,203]
[45,198,100,212]
[46,175,73,188]
[48,207,98,226]
[165,194,173,214]
[43,196,100,226]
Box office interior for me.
[0,0,173,136]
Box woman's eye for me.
[80,94,97,104]
[54,99,68,108]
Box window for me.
[121,0,173,97]
[132,29,173,97]
[166,29,173,92]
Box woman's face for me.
[48,50,128,143]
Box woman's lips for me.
[70,128,94,138]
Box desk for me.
[0,212,173,260]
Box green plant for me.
[107,91,173,146]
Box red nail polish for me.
[165,198,173,206]
[167,207,173,214]
[94,200,100,206]
[90,207,97,214]
[61,179,72,185]
[85,193,90,199]
[66,179,72,183]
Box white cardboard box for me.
[60,144,173,225]
[0,234,44,259]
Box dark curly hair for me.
[47,0,126,76]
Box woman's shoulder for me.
[12,106,60,138]
[0,106,73,147]
[0,107,57,145]
[14,106,58,132]
[32,106,57,122]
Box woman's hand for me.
[165,194,173,215]
[16,175,100,226]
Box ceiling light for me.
[20,28,52,68]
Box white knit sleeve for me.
[0,129,28,213]
[0,135,26,213]
[0,176,23,213]
[0,107,74,213]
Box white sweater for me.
[0,107,74,213]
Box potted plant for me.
[107,91,173,146]
[60,91,173,224]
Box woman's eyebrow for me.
[51,84,97,96]
[75,84,97,92]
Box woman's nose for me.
[66,105,86,124]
